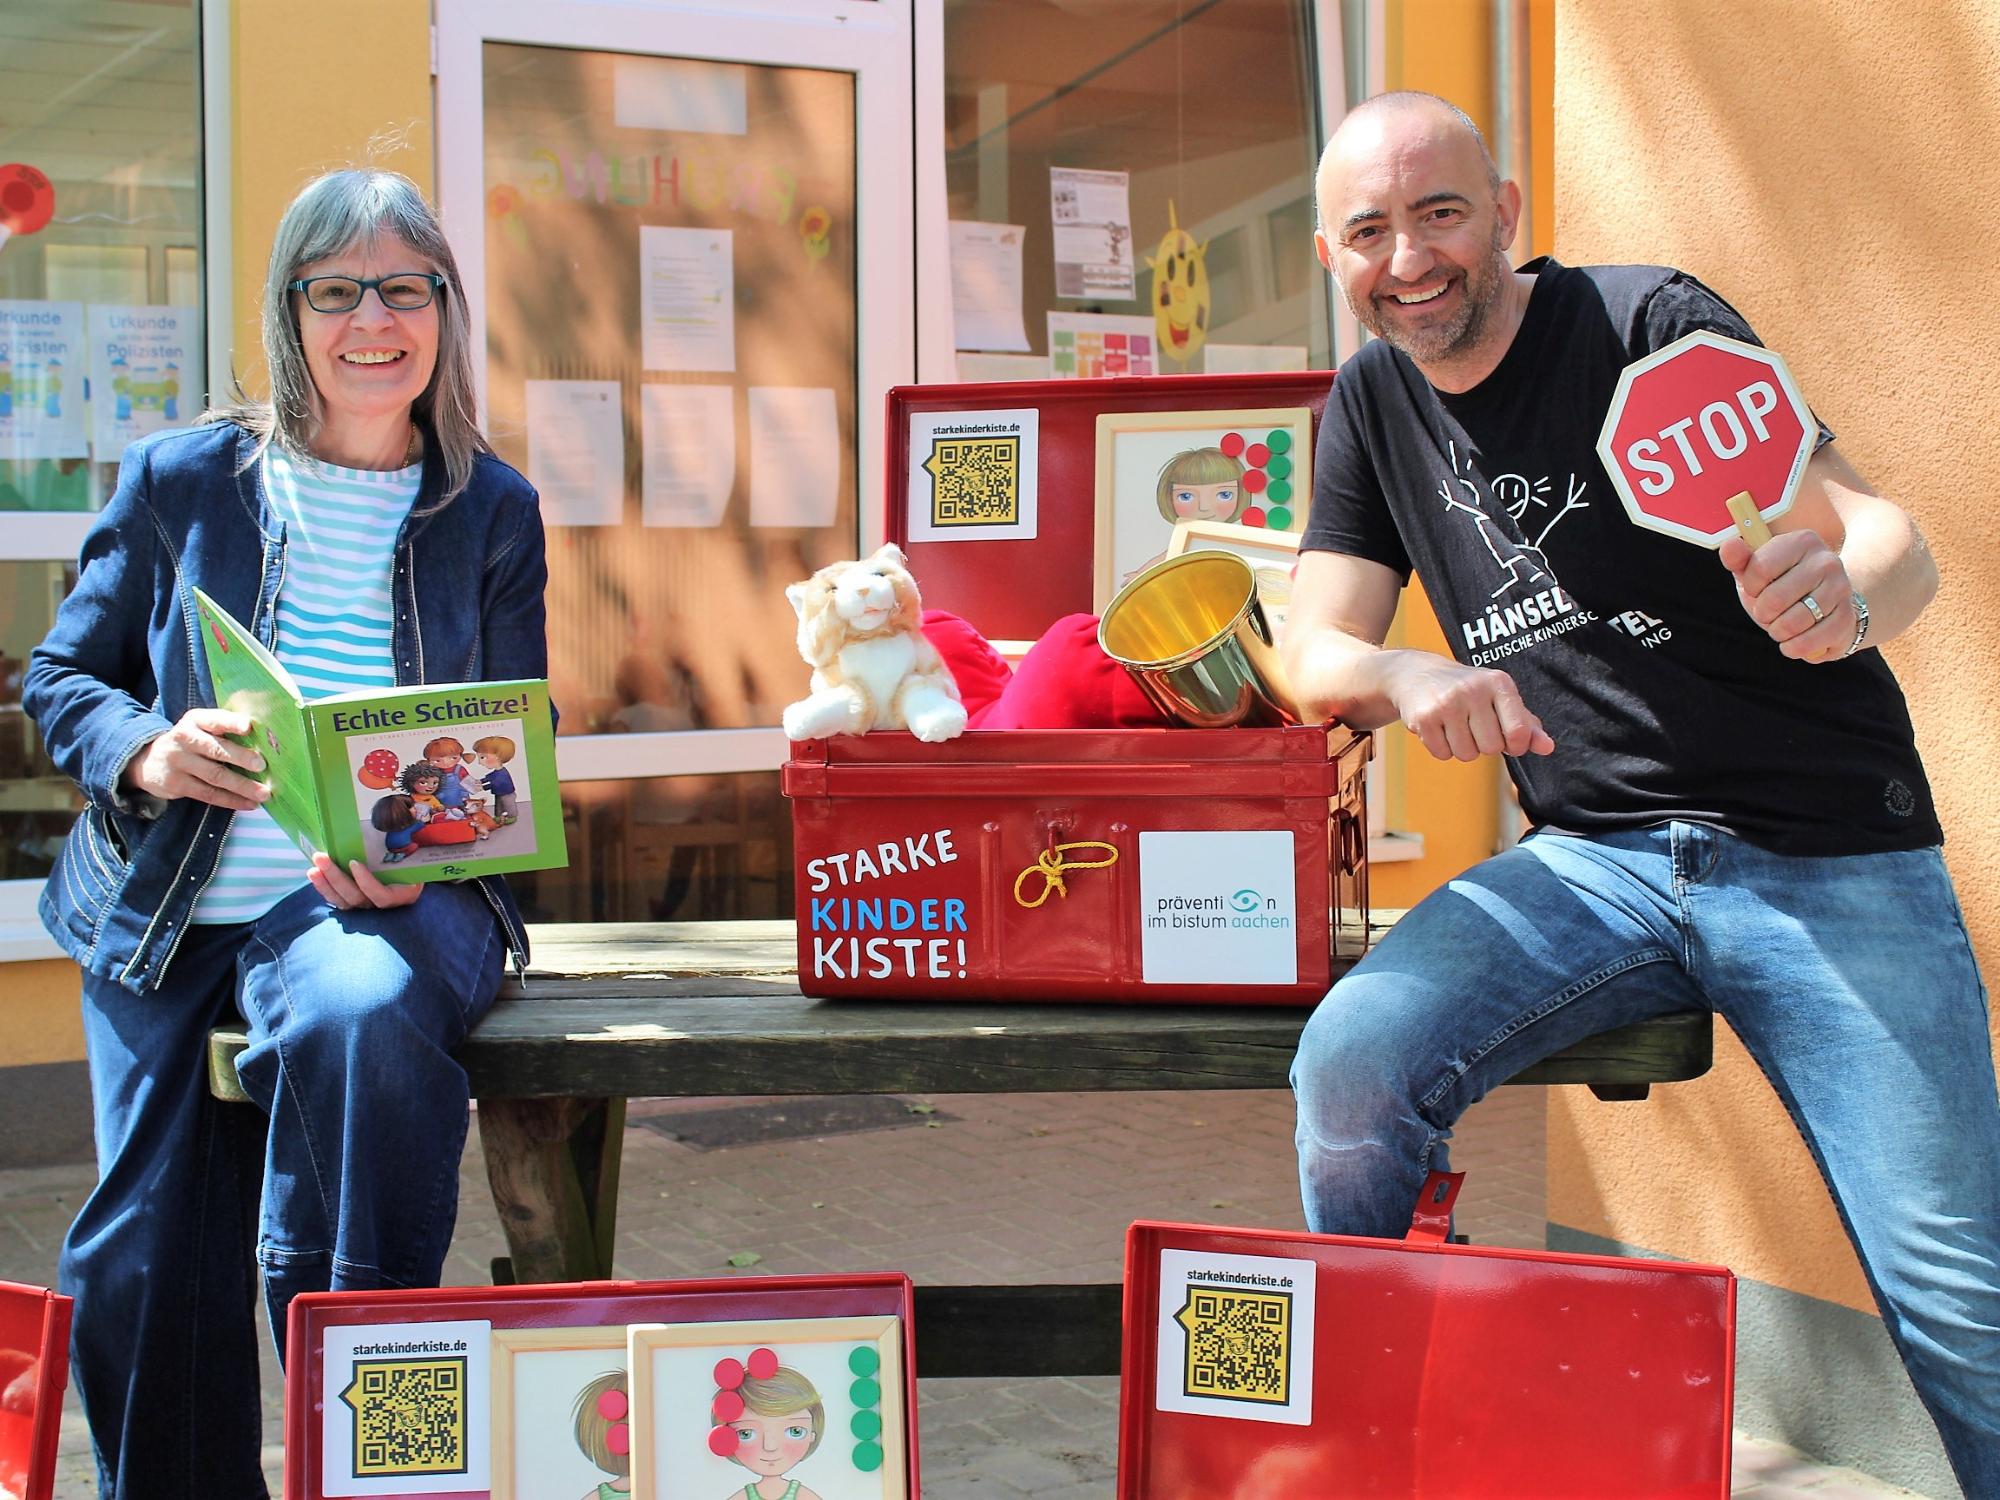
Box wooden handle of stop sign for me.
[1725,491,1773,548]
[1727,490,1839,661]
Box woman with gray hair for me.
[25,168,546,1497]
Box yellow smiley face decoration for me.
[1146,201,1211,366]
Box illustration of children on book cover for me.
[348,720,538,872]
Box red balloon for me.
[1218,431,1246,458]
[0,164,54,236]
[747,1347,780,1380]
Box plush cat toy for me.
[783,543,967,743]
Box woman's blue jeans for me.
[60,882,504,1500]
[1292,823,2000,1496]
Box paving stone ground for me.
[0,1086,1933,1497]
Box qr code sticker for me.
[1175,1286,1292,1404]
[340,1357,469,1477]
[922,435,1021,527]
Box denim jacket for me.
[25,421,547,992]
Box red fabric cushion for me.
[921,609,1013,717]
[973,613,1176,730]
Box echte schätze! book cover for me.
[191,588,567,884]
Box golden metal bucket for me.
[1098,551,1303,728]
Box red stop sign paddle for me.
[1596,330,1815,550]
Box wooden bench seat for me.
[205,919,1712,1377]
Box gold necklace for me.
[404,423,423,465]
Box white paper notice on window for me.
[1049,167,1134,300]
[749,386,841,529]
[320,1318,493,1494]
[947,220,1030,352]
[0,299,89,460]
[613,55,747,134]
[525,379,624,526]
[1138,830,1297,985]
[1204,343,1309,374]
[1155,1248,1316,1425]
[905,407,1039,544]
[640,384,735,528]
[640,226,735,372]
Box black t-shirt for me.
[1304,257,1939,856]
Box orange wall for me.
[1546,0,2000,1310]
[228,0,434,397]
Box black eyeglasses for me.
[288,272,445,314]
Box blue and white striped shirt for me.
[190,444,421,924]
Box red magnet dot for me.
[1242,508,1268,528]
[1218,431,1246,458]
[709,1424,739,1457]
[1245,442,1271,467]
[713,1357,745,1389]
[712,1390,745,1423]
[747,1347,780,1380]
[1241,469,1267,494]
[596,1389,628,1421]
[605,1422,630,1457]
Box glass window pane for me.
[508,772,793,924]
[943,0,1328,373]
[0,0,204,514]
[0,561,83,882]
[481,43,860,738]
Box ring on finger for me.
[1799,591,1825,623]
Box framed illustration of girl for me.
[627,1316,907,1500]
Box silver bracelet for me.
[1842,590,1871,657]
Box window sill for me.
[1368,831,1425,864]
[0,920,63,963]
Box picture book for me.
[191,588,567,884]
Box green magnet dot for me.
[1268,506,1293,530]
[1265,429,1292,454]
[853,1441,884,1472]
[1267,478,1293,503]
[850,1377,881,1408]
[849,1346,880,1377]
[851,1409,883,1440]
[1266,453,1293,480]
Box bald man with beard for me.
[1284,92,1999,1491]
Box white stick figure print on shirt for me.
[1437,442,1589,599]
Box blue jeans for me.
[1291,823,2000,1497]
[60,882,504,1500]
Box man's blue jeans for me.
[60,882,504,1500]
[1291,823,2000,1496]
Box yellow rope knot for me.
[1013,840,1120,909]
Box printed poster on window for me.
[1047,311,1156,380]
[87,304,198,460]
[1049,167,1134,300]
[640,225,736,373]
[947,220,1030,352]
[0,299,88,460]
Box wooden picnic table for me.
[207,920,1712,1376]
